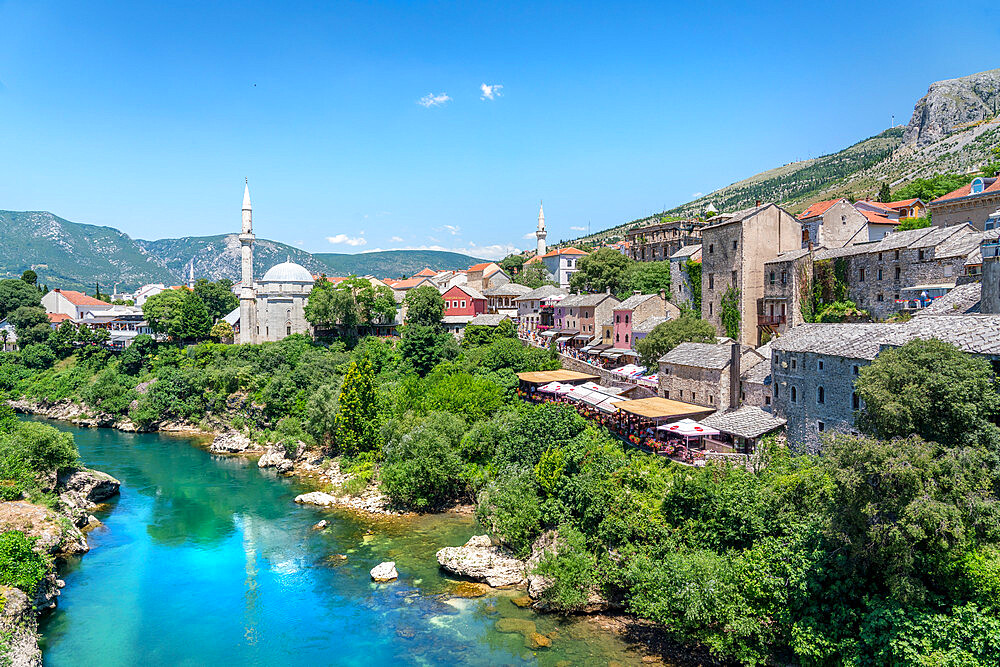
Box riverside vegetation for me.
[2,281,1000,665]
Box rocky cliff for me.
[903,68,1000,147]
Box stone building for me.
[759,249,810,339]
[796,198,871,248]
[657,341,766,411]
[812,223,984,320]
[611,291,677,349]
[626,219,706,262]
[700,204,802,346]
[930,177,1000,230]
[669,245,701,307]
[982,227,1000,314]
[772,316,1000,451]
[554,293,619,341]
[514,285,567,330]
[740,342,773,409]
[483,283,532,318]
[466,263,509,291]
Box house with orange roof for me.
[881,198,926,220]
[855,209,901,241]
[466,262,509,291]
[412,267,438,278]
[529,247,589,288]
[41,288,113,319]
[796,198,871,248]
[929,176,1000,231]
[854,200,901,220]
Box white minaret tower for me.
[536,201,547,256]
[239,180,256,344]
[187,259,195,290]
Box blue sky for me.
[1,1,998,259]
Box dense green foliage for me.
[892,173,973,202]
[855,338,1000,448]
[0,530,50,595]
[305,277,397,337]
[635,314,716,367]
[513,262,555,288]
[0,279,42,320]
[682,259,701,312]
[569,248,632,294]
[897,216,931,231]
[402,285,444,327]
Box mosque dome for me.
[261,261,315,284]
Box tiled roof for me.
[659,342,733,369]
[765,248,811,265]
[797,198,842,220]
[932,178,1000,204]
[670,244,702,260]
[897,315,1000,355]
[616,293,660,310]
[468,314,510,326]
[47,313,73,323]
[914,282,981,316]
[856,200,895,213]
[882,198,921,209]
[563,293,618,307]
[413,268,438,277]
[482,283,533,296]
[858,209,899,226]
[701,406,786,439]
[514,285,567,302]
[467,262,494,272]
[633,315,670,333]
[392,277,434,289]
[52,289,108,306]
[540,247,589,258]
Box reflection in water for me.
[34,419,649,666]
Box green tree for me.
[142,289,186,335]
[855,338,1000,448]
[47,320,79,358]
[683,259,702,313]
[210,320,234,342]
[877,182,891,202]
[175,291,212,341]
[499,254,526,275]
[897,216,931,231]
[8,306,51,347]
[568,248,632,294]
[119,334,155,374]
[622,261,671,297]
[0,279,42,319]
[193,279,238,323]
[347,278,397,329]
[20,270,37,286]
[398,324,458,375]
[403,285,445,327]
[513,261,555,289]
[305,382,341,445]
[305,279,355,334]
[892,174,972,202]
[635,314,716,367]
[380,414,465,509]
[334,356,381,454]
[0,531,50,594]
[19,343,56,369]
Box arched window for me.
[971,177,985,195]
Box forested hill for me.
[0,209,487,290]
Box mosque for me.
[230,182,315,344]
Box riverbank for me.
[0,461,121,666]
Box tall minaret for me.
[187,259,195,290]
[239,180,256,344]
[536,202,547,256]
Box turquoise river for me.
[33,419,659,666]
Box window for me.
[852,392,860,410]
[852,365,859,375]
[895,267,901,280]
[878,252,883,261]
[709,394,714,404]
[625,314,630,323]
[709,243,714,254]
[842,215,847,225]
[818,360,824,370]
[802,229,810,243]
[774,385,779,399]
[709,303,713,315]
[765,395,771,406]
[625,334,629,343]
[877,293,884,302]
[918,249,925,261]
[877,268,883,280]
[791,358,797,370]
[817,420,825,433]
[781,270,788,284]
[708,274,715,289]
[769,271,776,284]
[286,326,291,336]
[616,333,620,342]
[732,240,737,250]
[664,390,670,399]
[615,314,620,323]
[894,250,900,260]
[858,268,865,282]
[971,177,985,194]
[817,386,825,404]
[679,390,683,398]
[944,265,953,277]
[790,386,797,403]
[691,392,697,402]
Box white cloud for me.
[570,226,587,231]
[389,236,404,243]
[692,192,704,198]
[365,243,518,260]
[417,92,451,108]
[441,224,461,236]
[522,232,537,239]
[326,234,368,247]
[480,83,503,100]
[293,240,305,246]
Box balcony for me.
[757,314,786,327]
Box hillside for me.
[0,209,487,290]
[0,210,177,291]
[568,68,1000,246]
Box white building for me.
[42,289,113,319]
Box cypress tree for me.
[334,356,381,455]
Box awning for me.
[601,350,623,358]
[595,397,624,413]
[573,333,592,340]
[614,397,715,423]
[657,418,721,438]
[540,330,558,338]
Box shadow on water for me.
[32,418,655,666]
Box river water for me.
[34,420,651,666]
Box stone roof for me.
[561,293,619,308]
[771,323,901,360]
[633,315,670,334]
[514,285,567,302]
[701,406,786,439]
[670,244,702,260]
[896,315,1000,356]
[813,224,983,262]
[702,204,769,230]
[659,342,733,369]
[764,248,810,265]
[442,315,474,325]
[915,282,981,316]
[482,283,532,297]
[468,314,510,326]
[616,293,660,310]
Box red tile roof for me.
[467,262,494,272]
[882,198,920,209]
[858,210,899,226]
[393,277,433,289]
[540,247,589,258]
[797,198,842,220]
[52,289,108,306]
[856,200,895,213]
[931,178,1000,204]
[413,268,437,277]
[47,313,73,323]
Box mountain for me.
[0,210,177,291]
[0,210,487,291]
[569,68,1000,245]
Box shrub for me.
[532,525,599,610]
[476,468,542,557]
[0,530,49,594]
[20,344,56,370]
[380,413,465,509]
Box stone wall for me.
[741,378,771,410]
[771,350,867,452]
[930,193,1000,231]
[658,364,730,410]
[983,252,1000,314]
[839,249,968,320]
[670,257,696,306]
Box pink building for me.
[442,284,487,318]
[612,291,677,349]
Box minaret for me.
[239,181,256,344]
[536,202,547,256]
[187,259,195,290]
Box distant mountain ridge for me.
[0,210,486,290]
[568,68,1000,246]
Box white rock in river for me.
[435,535,527,587]
[294,492,337,507]
[370,561,398,582]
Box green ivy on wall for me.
[720,286,741,340]
[683,260,702,314]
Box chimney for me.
[659,288,666,301]
[808,241,814,252]
[633,290,641,296]
[755,200,762,207]
[729,342,741,409]
[606,286,611,295]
